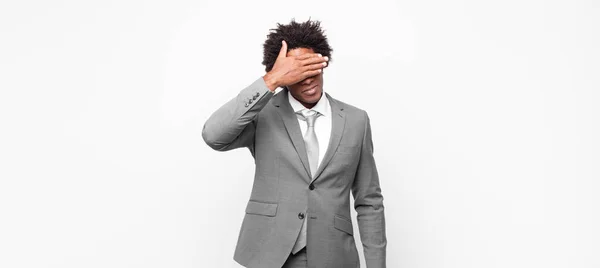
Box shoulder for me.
[327,95,369,122]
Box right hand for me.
[263,40,329,91]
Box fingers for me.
[302,61,328,72]
[300,55,328,67]
[302,69,322,78]
[278,40,288,58]
[296,53,322,60]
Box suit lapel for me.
[311,92,345,183]
[272,89,312,180]
[272,89,347,183]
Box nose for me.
[301,76,314,85]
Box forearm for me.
[202,76,275,151]
[355,188,386,268]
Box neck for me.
[301,102,316,109]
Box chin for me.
[303,89,322,103]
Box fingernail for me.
[324,56,329,61]
[318,54,322,57]
[322,62,327,66]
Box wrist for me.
[262,72,279,92]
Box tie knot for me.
[296,109,320,127]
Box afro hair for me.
[262,19,333,72]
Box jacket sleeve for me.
[201,76,275,154]
[352,111,387,268]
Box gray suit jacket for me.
[202,77,386,268]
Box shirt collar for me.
[288,89,330,116]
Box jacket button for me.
[253,95,258,100]
[255,92,260,97]
[298,212,305,219]
[244,103,249,107]
[308,184,315,190]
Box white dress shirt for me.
[287,90,332,169]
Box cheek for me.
[286,87,301,96]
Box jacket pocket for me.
[334,214,354,235]
[245,200,278,217]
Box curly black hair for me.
[262,19,333,72]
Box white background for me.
[1,0,599,267]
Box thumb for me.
[278,40,288,58]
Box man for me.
[202,19,386,268]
